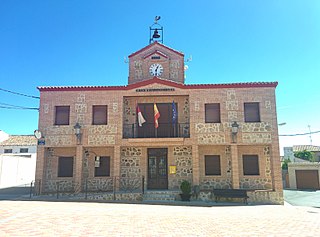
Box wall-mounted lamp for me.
[84,149,100,167]
[231,121,239,143]
[74,122,82,145]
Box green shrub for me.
[180,180,191,195]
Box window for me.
[243,155,259,175]
[244,102,260,122]
[55,106,70,125]
[205,155,221,175]
[58,157,74,177]
[205,103,221,123]
[92,105,108,125]
[20,148,28,153]
[95,156,110,177]
[4,149,12,153]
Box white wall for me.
[0,154,36,188]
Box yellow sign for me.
[169,165,176,174]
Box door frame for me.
[147,148,168,190]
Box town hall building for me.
[35,23,283,204]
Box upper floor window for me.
[242,155,259,175]
[4,149,12,153]
[20,148,28,153]
[95,156,110,177]
[205,103,221,123]
[92,105,108,125]
[55,106,70,125]
[205,155,221,175]
[58,157,74,177]
[244,102,260,122]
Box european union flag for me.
[172,101,177,124]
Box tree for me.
[294,150,315,162]
[282,158,291,170]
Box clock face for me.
[149,63,163,76]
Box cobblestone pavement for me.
[0,201,319,237]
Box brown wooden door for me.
[148,148,168,189]
[296,170,320,190]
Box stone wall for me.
[171,146,192,189]
[120,147,142,178]
[200,178,232,190]
[196,190,283,204]
[44,179,77,193]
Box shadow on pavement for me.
[0,185,30,200]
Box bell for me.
[152,29,160,39]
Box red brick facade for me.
[35,42,283,203]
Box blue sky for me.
[0,0,319,152]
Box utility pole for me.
[308,125,312,145]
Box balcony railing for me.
[123,123,190,139]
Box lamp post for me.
[74,122,82,145]
[231,121,239,143]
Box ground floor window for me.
[242,155,259,175]
[58,157,74,177]
[95,156,110,177]
[205,155,221,175]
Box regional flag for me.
[137,105,146,127]
[172,101,177,124]
[154,103,160,128]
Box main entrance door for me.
[147,148,168,189]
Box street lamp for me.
[231,121,239,143]
[74,122,82,145]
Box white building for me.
[0,132,37,188]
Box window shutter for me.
[243,155,259,175]
[55,106,70,125]
[244,103,260,122]
[205,103,221,123]
[205,155,221,175]
[93,105,108,125]
[58,157,74,177]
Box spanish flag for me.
[154,103,160,128]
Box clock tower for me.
[127,18,185,85]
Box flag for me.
[154,103,160,128]
[172,101,177,124]
[137,105,146,127]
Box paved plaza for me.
[0,200,319,237]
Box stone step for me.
[143,191,179,201]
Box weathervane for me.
[149,16,163,44]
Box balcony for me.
[123,123,190,139]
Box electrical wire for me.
[0,106,39,110]
[0,102,39,110]
[0,87,40,99]
[279,131,320,137]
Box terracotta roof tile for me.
[38,77,278,92]
[0,135,37,146]
[293,145,320,152]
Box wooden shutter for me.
[243,155,259,175]
[58,157,74,177]
[92,105,108,125]
[55,106,70,125]
[95,156,110,177]
[205,104,221,123]
[205,155,221,175]
[244,103,260,122]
